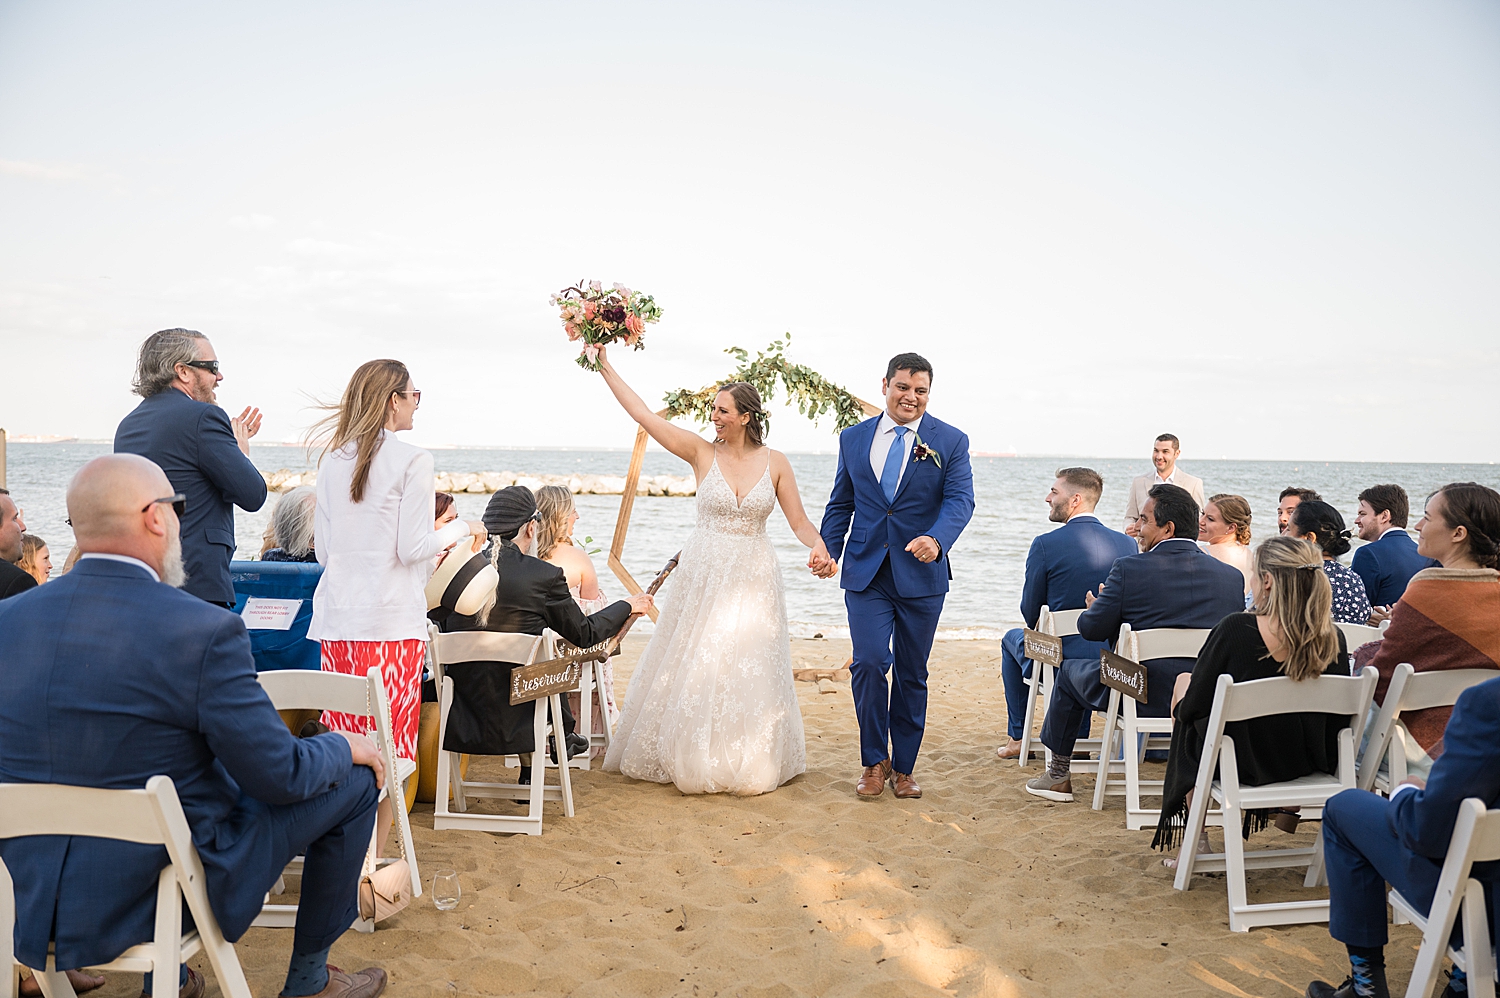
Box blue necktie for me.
[880,426,909,504]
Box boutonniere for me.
[910,431,942,468]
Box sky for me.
[1,2,1497,463]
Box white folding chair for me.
[1091,625,1212,827]
[560,632,614,772]
[1172,666,1379,932]
[0,777,252,998]
[1391,798,1499,998]
[251,668,420,932]
[432,631,575,836]
[1017,606,1091,767]
[1357,664,1497,794]
[1336,620,1387,653]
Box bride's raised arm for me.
[596,345,714,477]
[769,450,833,573]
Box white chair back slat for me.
[254,670,370,716]
[0,784,167,845]
[1398,668,1498,713]
[1124,627,1212,663]
[1043,608,1086,639]
[1220,669,1378,727]
[1336,622,1385,650]
[433,631,543,667]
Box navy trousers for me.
[1001,628,1091,743]
[1039,655,1193,759]
[846,557,945,775]
[1323,788,1497,950]
[220,766,380,953]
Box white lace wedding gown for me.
[603,458,807,795]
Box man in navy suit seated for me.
[1024,484,1245,802]
[997,468,1136,760]
[0,455,388,998]
[1352,484,1439,618]
[1307,676,1500,998]
[115,328,268,608]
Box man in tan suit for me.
[1122,434,1205,538]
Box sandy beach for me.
[85,638,1421,997]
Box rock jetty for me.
[261,469,696,497]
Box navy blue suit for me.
[1040,538,1245,758]
[0,559,376,970]
[1002,515,1137,740]
[1323,677,1500,949]
[820,413,975,773]
[115,389,268,605]
[1350,529,1439,608]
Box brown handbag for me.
[359,859,413,922]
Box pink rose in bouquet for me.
[550,280,663,371]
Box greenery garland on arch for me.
[660,335,869,433]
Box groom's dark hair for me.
[886,352,933,382]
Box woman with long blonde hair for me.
[1153,535,1350,854]
[307,359,486,837]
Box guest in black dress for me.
[440,487,652,766]
[1154,536,1352,851]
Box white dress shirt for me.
[79,552,160,582]
[868,412,923,495]
[309,430,470,642]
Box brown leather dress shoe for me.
[282,966,387,998]
[890,771,922,799]
[856,760,891,798]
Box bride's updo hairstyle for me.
[1252,536,1339,682]
[717,382,767,446]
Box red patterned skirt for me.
[319,639,425,762]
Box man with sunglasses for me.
[114,328,268,607]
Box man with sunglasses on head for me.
[115,328,268,607]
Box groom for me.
[816,353,974,800]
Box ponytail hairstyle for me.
[1290,500,1353,559]
[716,382,767,447]
[1430,482,1500,570]
[310,359,411,503]
[534,485,576,561]
[1252,536,1340,682]
[1207,493,1253,546]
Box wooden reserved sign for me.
[1022,628,1064,668]
[508,641,610,705]
[1099,649,1148,704]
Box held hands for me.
[808,540,837,579]
[625,592,655,616]
[905,535,941,564]
[1367,605,1393,627]
[231,406,262,456]
[337,731,386,789]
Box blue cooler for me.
[230,560,323,671]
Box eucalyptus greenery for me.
[661,335,868,433]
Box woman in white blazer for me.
[308,359,486,837]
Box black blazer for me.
[114,389,268,604]
[440,543,632,755]
[0,560,37,600]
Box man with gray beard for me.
[0,454,389,998]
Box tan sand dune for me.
[96,639,1422,997]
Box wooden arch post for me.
[608,398,881,621]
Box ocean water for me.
[7,442,1497,638]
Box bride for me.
[596,345,827,795]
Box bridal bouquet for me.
[551,280,663,371]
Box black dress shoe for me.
[566,732,589,758]
[512,765,531,805]
[1307,975,1389,998]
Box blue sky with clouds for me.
[2,2,1497,461]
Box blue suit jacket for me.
[1077,538,1246,656]
[0,559,352,970]
[1387,676,1500,936]
[115,389,268,604]
[1351,530,1439,607]
[1021,515,1138,660]
[820,413,975,598]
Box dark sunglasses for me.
[66,493,184,527]
[182,360,221,375]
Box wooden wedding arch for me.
[606,337,881,619]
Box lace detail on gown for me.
[602,457,807,795]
